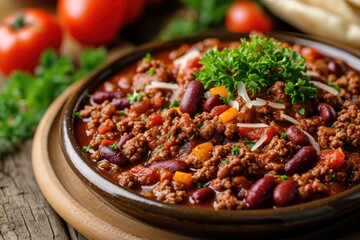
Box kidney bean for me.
[150,160,188,173]
[286,126,309,146]
[217,166,231,179]
[285,146,318,174]
[191,187,215,203]
[273,179,299,207]
[180,80,204,117]
[318,103,337,125]
[328,61,346,77]
[203,94,223,112]
[92,91,124,104]
[99,146,129,167]
[111,98,130,110]
[117,133,135,149]
[246,176,277,209]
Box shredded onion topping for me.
[204,91,211,99]
[237,123,269,128]
[173,49,201,73]
[251,135,268,151]
[301,130,320,154]
[280,113,300,125]
[237,81,252,108]
[311,80,339,96]
[146,81,179,91]
[305,70,321,77]
[229,100,240,110]
[251,98,285,109]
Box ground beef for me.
[331,101,360,148]
[152,180,186,203]
[118,172,137,189]
[122,134,148,163]
[213,189,246,210]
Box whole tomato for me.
[0,8,62,76]
[57,0,129,46]
[225,1,273,33]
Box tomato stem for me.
[11,15,27,30]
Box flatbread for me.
[262,0,360,48]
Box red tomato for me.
[225,1,273,33]
[319,148,345,170]
[130,164,159,185]
[210,105,230,117]
[148,114,164,125]
[125,0,145,26]
[239,126,278,144]
[186,57,201,69]
[300,47,324,62]
[0,8,62,75]
[57,0,129,46]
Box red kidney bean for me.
[273,179,299,207]
[180,80,204,117]
[328,61,346,77]
[203,94,223,112]
[111,98,130,110]
[318,103,337,125]
[191,187,215,203]
[286,126,309,146]
[246,176,277,209]
[117,133,135,149]
[92,91,125,104]
[285,146,318,174]
[150,160,188,173]
[99,146,129,167]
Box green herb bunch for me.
[0,48,106,157]
[195,35,317,104]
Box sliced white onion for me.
[204,91,211,99]
[145,81,179,91]
[251,98,286,109]
[280,113,300,125]
[237,81,252,108]
[251,98,267,106]
[311,80,339,96]
[251,134,268,151]
[173,49,201,73]
[301,130,320,154]
[305,70,321,77]
[268,101,285,109]
[228,100,240,110]
[237,123,269,128]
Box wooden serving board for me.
[31,81,196,240]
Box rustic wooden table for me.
[1,1,360,239]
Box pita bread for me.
[262,0,360,48]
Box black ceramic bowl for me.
[60,32,360,238]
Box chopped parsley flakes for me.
[231,144,239,156]
[169,100,179,108]
[244,138,255,148]
[126,90,144,104]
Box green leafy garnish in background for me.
[158,0,234,40]
[0,48,106,157]
[195,35,317,104]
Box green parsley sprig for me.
[126,90,144,104]
[195,35,317,104]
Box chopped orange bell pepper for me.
[172,107,182,115]
[219,107,238,123]
[209,85,228,98]
[173,171,193,187]
[98,119,115,134]
[192,142,214,162]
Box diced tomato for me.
[159,168,173,182]
[300,47,324,62]
[149,114,164,125]
[130,164,159,185]
[319,148,345,170]
[101,139,114,147]
[186,57,201,69]
[239,126,278,144]
[210,105,230,117]
[154,96,165,108]
[98,119,115,134]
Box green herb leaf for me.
[126,90,144,104]
[280,132,287,140]
[167,132,172,139]
[147,68,156,76]
[195,35,316,104]
[169,100,179,108]
[118,110,126,115]
[74,112,82,119]
[144,53,152,61]
[280,175,288,181]
[244,138,255,148]
[82,145,91,152]
[231,144,239,156]
[331,173,337,181]
[299,108,306,115]
[220,159,228,165]
[92,134,98,140]
[109,143,118,150]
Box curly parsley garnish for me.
[244,138,255,148]
[231,144,239,156]
[126,90,144,104]
[195,35,316,104]
[109,143,118,150]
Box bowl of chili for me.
[61,31,360,237]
